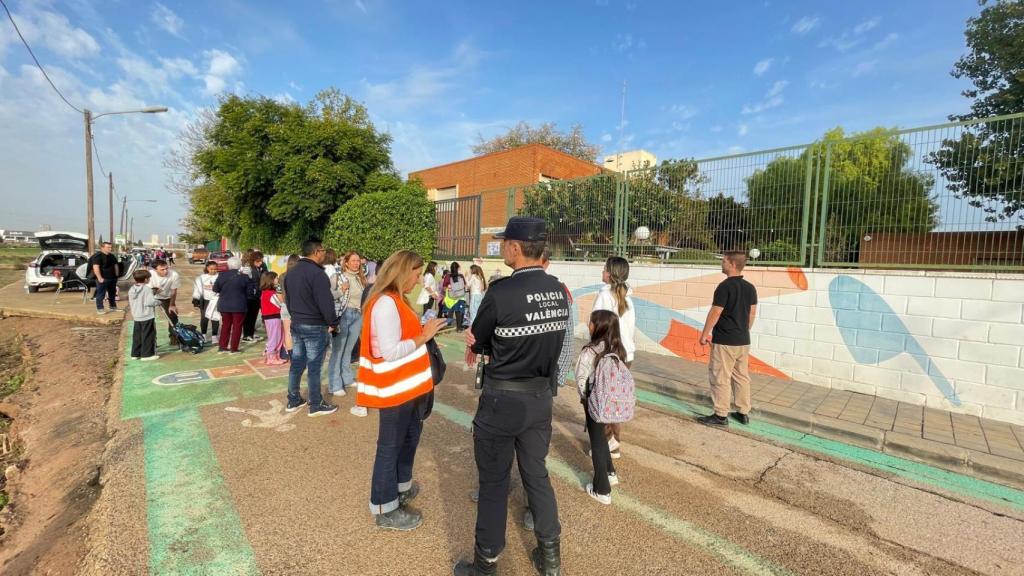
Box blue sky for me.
[0,0,982,239]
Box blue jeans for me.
[288,324,328,407]
[370,396,425,514]
[337,308,362,389]
[327,328,345,394]
[95,278,117,310]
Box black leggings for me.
[198,298,220,336]
[586,410,616,496]
[243,299,260,338]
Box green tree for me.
[323,179,436,261]
[928,0,1024,225]
[520,159,713,255]
[190,88,393,252]
[747,127,940,263]
[472,121,601,163]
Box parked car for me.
[207,250,233,272]
[189,247,210,264]
[24,231,89,292]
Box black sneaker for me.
[375,506,422,531]
[286,397,307,412]
[399,481,420,507]
[522,507,534,532]
[308,402,338,417]
[729,412,750,425]
[697,414,729,427]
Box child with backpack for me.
[576,309,636,505]
[260,271,287,365]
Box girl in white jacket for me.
[591,256,635,458]
[192,261,221,344]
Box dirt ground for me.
[0,316,120,575]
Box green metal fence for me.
[435,112,1024,270]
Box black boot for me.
[531,538,561,576]
[453,545,498,576]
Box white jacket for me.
[593,284,636,363]
[192,273,219,301]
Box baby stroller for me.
[160,304,205,354]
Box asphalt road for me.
[82,264,1024,576]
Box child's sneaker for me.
[585,483,611,505]
[140,355,160,362]
[350,406,368,417]
[608,473,620,487]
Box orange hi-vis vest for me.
[355,293,434,409]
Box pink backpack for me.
[587,353,636,424]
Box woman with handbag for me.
[355,250,446,531]
[192,260,220,344]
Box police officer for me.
[454,217,568,576]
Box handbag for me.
[205,294,221,322]
[417,338,446,421]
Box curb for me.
[0,306,124,326]
[631,372,1024,491]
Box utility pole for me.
[129,216,134,247]
[108,172,114,249]
[84,109,95,253]
[120,197,127,239]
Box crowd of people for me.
[120,216,758,576]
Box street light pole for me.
[108,172,114,248]
[84,109,95,253]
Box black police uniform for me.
[469,264,569,559]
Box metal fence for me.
[434,112,1024,270]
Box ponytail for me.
[605,256,630,316]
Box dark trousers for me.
[243,299,260,338]
[422,298,435,315]
[157,299,178,344]
[370,395,426,513]
[198,298,219,336]
[131,319,156,358]
[586,411,616,495]
[95,278,117,310]
[473,388,560,557]
[219,311,245,351]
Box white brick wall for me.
[551,264,1024,425]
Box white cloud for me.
[738,124,749,136]
[354,0,367,13]
[854,17,881,35]
[873,33,899,50]
[766,79,788,98]
[669,104,697,120]
[151,3,184,38]
[288,80,303,92]
[753,58,773,77]
[601,133,613,142]
[6,9,102,59]
[852,60,877,78]
[791,16,820,35]
[360,42,483,113]
[273,92,296,103]
[741,80,788,115]
[201,49,242,96]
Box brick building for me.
[409,144,602,257]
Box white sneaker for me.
[97,309,107,315]
[608,473,620,487]
[586,483,611,505]
[140,355,160,362]
[210,336,218,344]
[332,388,347,397]
[350,406,368,417]
[608,437,621,452]
[130,356,140,360]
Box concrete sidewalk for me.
[626,343,1024,489]
[0,280,125,325]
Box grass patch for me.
[0,245,36,267]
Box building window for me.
[432,185,458,211]
[539,174,559,183]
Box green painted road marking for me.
[144,408,260,576]
[435,335,1024,510]
[635,388,1024,511]
[432,401,792,576]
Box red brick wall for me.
[410,144,602,256]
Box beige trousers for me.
[709,344,751,417]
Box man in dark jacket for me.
[283,239,339,417]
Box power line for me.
[0,0,83,114]
[91,135,109,178]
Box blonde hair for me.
[342,251,367,286]
[469,264,487,291]
[362,250,424,312]
[605,256,630,316]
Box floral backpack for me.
[586,353,636,424]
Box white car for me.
[24,231,89,292]
[24,231,138,293]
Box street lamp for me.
[120,198,157,249]
[85,106,168,253]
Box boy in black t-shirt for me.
[697,251,758,426]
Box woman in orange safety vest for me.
[356,250,447,531]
